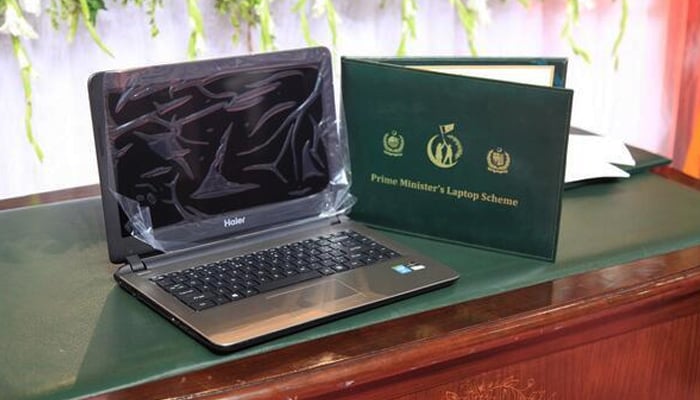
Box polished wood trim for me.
[653,165,700,190]
[0,184,100,211]
[398,313,700,400]
[93,243,700,400]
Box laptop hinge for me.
[126,255,146,272]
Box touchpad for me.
[266,279,363,312]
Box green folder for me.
[341,57,574,261]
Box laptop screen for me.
[90,48,341,261]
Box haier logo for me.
[223,216,246,228]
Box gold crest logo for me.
[383,130,405,157]
[487,147,511,174]
[426,123,463,168]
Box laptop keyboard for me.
[149,230,401,311]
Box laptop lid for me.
[88,47,346,263]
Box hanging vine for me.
[611,0,628,70]
[293,0,339,47]
[122,0,162,37]
[216,0,258,49]
[48,0,114,56]
[186,0,205,58]
[1,0,630,162]
[396,0,417,56]
[561,0,591,63]
[1,0,42,161]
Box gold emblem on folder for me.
[383,130,405,157]
[426,123,463,168]
[487,147,511,174]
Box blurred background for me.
[1,0,698,200]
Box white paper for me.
[565,133,636,183]
[407,65,556,87]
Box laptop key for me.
[213,295,231,305]
[164,283,188,293]
[360,256,377,264]
[226,291,245,301]
[270,272,284,280]
[319,267,335,276]
[174,287,198,297]
[155,278,173,287]
[155,230,401,310]
[242,279,259,288]
[180,291,212,302]
[189,299,217,311]
[255,270,322,293]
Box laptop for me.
[88,47,459,353]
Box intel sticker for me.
[391,265,413,274]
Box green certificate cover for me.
[342,57,574,261]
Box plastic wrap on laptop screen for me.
[100,48,353,253]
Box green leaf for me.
[256,0,274,51]
[568,35,591,63]
[186,0,204,58]
[142,0,163,37]
[561,0,590,64]
[216,0,241,44]
[570,0,580,22]
[396,0,417,56]
[324,0,338,46]
[448,0,479,56]
[292,0,315,45]
[68,13,79,42]
[85,0,106,25]
[79,0,114,56]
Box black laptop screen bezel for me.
[89,47,341,263]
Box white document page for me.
[565,133,635,183]
[407,64,556,87]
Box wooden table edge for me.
[83,167,700,399]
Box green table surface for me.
[2,172,700,400]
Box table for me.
[1,167,699,399]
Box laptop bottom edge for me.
[116,274,458,354]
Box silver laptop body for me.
[88,47,459,353]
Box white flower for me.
[580,0,596,10]
[404,0,417,19]
[0,3,38,39]
[310,0,341,25]
[312,0,325,18]
[19,0,41,16]
[467,0,491,26]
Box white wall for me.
[0,0,674,199]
